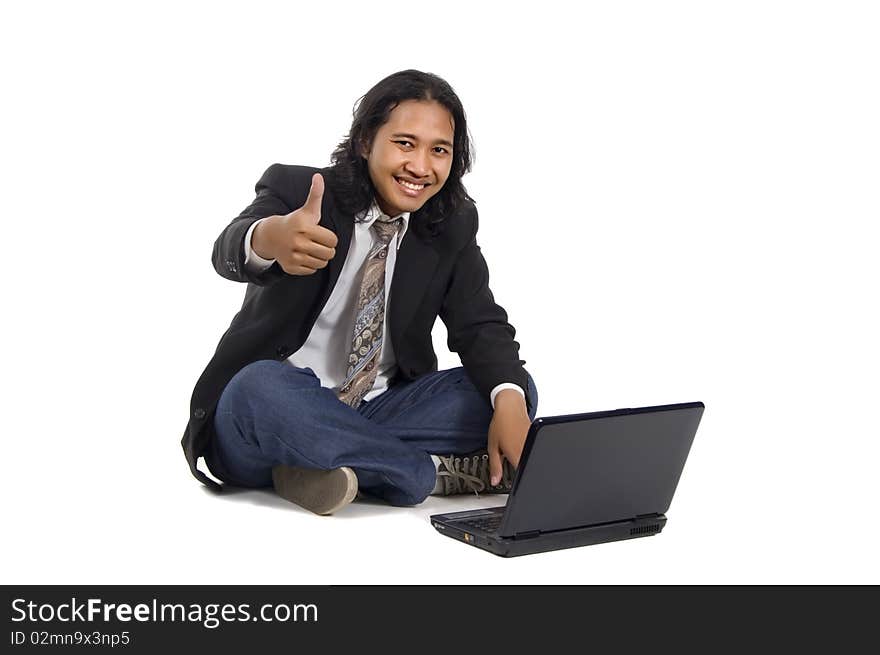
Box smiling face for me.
[361,99,455,217]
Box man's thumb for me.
[301,173,324,221]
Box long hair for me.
[326,70,475,240]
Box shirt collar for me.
[354,199,410,249]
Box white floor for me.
[5,405,879,585]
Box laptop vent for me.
[630,524,661,536]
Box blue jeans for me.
[205,361,538,506]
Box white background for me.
[1,1,877,584]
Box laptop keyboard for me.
[458,514,503,533]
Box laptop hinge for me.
[635,513,662,520]
[513,530,541,540]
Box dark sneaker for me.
[435,450,515,496]
[271,465,358,515]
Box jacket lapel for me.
[389,229,439,349]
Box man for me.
[181,69,538,514]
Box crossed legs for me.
[206,360,538,506]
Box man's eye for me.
[395,140,449,154]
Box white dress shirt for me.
[244,200,524,408]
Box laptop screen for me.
[498,403,704,537]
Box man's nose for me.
[406,148,431,177]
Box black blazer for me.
[181,164,531,489]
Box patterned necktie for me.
[337,215,403,408]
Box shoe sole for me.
[271,466,358,515]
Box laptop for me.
[430,401,704,557]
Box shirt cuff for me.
[244,218,276,272]
[490,383,526,410]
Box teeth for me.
[397,178,425,190]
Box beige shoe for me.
[271,465,358,515]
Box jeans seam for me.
[265,431,323,470]
[214,410,258,447]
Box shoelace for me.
[436,454,513,496]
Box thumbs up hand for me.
[251,173,339,275]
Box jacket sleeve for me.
[211,164,296,286]
[439,204,533,413]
